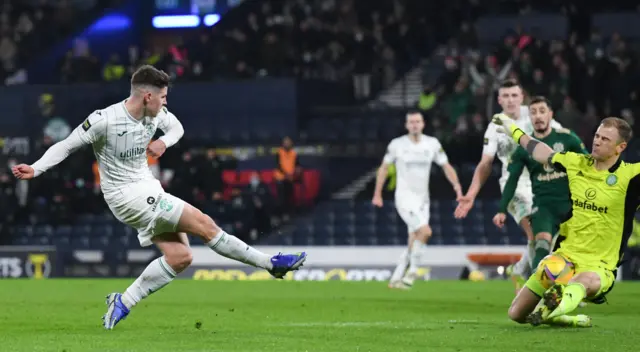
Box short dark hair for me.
[131,65,170,89]
[499,79,521,90]
[529,96,552,109]
[601,117,633,143]
[406,109,422,116]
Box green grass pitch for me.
[1,280,639,351]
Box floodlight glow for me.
[203,14,221,27]
[152,15,200,29]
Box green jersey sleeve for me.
[571,133,588,154]
[499,147,526,213]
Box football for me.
[538,254,575,289]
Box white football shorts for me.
[106,180,185,247]
[499,177,533,224]
[505,188,533,224]
[396,201,430,233]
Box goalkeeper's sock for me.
[121,257,176,309]
[390,249,409,283]
[548,283,587,319]
[531,238,551,270]
[207,231,272,270]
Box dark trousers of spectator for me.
[277,180,295,217]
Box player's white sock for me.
[513,245,531,275]
[407,239,425,275]
[207,231,273,270]
[527,240,535,269]
[121,256,175,309]
[390,249,409,282]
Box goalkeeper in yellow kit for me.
[494,115,637,328]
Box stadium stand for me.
[1,0,126,85]
[1,0,640,252]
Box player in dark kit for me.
[493,97,588,271]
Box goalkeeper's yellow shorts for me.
[524,251,616,304]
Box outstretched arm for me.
[514,132,555,165]
[372,162,390,204]
[19,112,105,178]
[30,133,87,177]
[373,140,397,207]
[432,142,462,199]
[493,114,555,165]
[148,108,185,158]
[157,109,184,148]
[498,152,525,214]
[454,123,497,219]
[465,153,495,200]
[441,163,463,199]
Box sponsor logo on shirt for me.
[572,199,608,214]
[119,147,146,159]
[536,171,567,182]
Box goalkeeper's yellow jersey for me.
[550,152,640,270]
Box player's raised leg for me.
[177,202,306,278]
[103,232,191,329]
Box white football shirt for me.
[31,101,184,200]
[383,134,448,204]
[482,105,563,189]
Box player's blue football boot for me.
[102,293,130,330]
[268,252,307,279]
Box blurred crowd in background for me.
[418,7,639,150]
[1,0,640,245]
[62,0,439,100]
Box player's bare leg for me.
[508,217,534,293]
[509,285,592,327]
[104,232,191,329]
[508,286,542,324]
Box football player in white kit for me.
[11,65,306,330]
[454,80,563,291]
[372,111,463,289]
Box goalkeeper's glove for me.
[492,113,524,143]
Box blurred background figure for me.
[274,136,301,220]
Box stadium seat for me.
[259,170,274,184]
[222,170,237,185]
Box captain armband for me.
[525,139,540,155]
